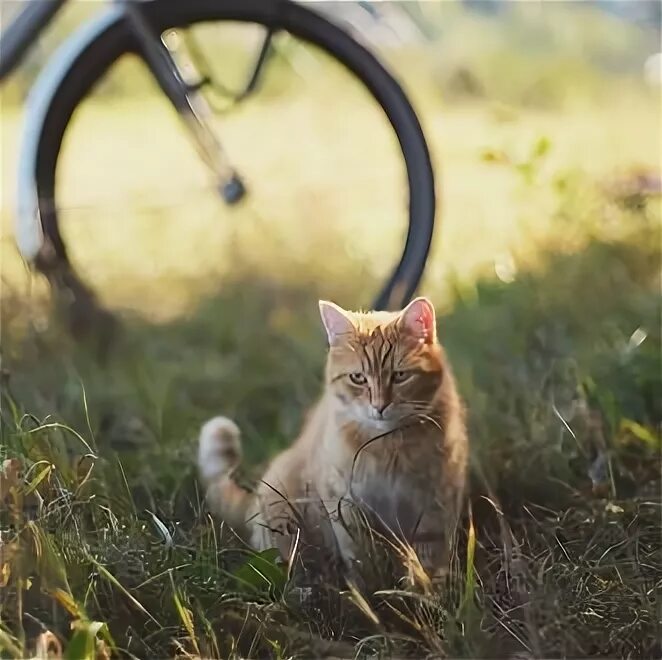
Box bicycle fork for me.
[122,2,248,204]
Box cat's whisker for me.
[402,403,436,413]
[348,425,404,496]
[407,412,444,432]
[392,410,441,431]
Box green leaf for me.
[64,621,106,660]
[24,463,52,496]
[232,548,286,597]
[532,135,551,159]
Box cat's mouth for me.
[361,414,402,433]
[341,405,405,433]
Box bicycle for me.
[1,0,435,338]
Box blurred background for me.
[2,0,660,464]
[1,0,659,310]
[1,2,660,656]
[1,0,659,474]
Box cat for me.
[197,297,468,580]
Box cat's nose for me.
[372,402,389,417]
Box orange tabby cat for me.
[198,297,468,578]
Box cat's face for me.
[319,298,444,430]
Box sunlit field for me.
[2,14,658,316]
[1,3,660,658]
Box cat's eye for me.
[392,370,411,384]
[349,372,367,385]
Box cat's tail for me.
[197,416,254,535]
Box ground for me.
[0,5,660,658]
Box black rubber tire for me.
[33,0,435,310]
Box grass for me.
[1,4,661,658]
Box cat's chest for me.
[344,453,437,536]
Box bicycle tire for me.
[27,0,435,311]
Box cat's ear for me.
[319,300,355,345]
[399,297,436,344]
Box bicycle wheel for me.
[23,0,435,315]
